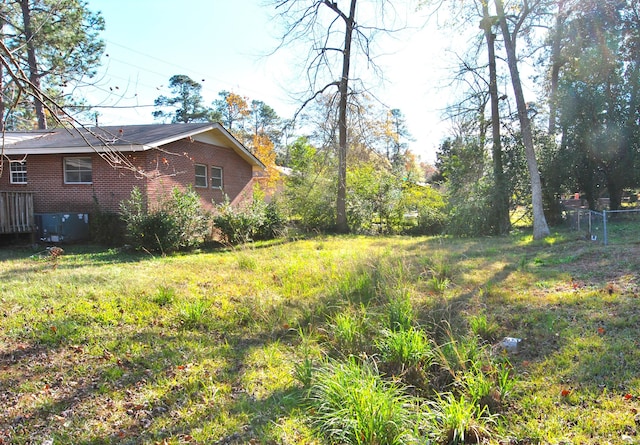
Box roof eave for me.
[3,144,149,155]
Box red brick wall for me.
[145,139,255,212]
[0,139,255,214]
[0,153,144,213]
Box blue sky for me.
[80,1,456,163]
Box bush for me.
[402,183,447,236]
[444,179,495,237]
[213,195,285,245]
[90,209,125,246]
[254,199,287,240]
[120,186,210,252]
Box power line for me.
[71,104,156,109]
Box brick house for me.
[0,123,265,241]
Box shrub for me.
[168,186,211,250]
[90,209,125,246]
[402,183,447,235]
[284,138,337,232]
[254,199,287,240]
[213,195,285,245]
[120,186,210,252]
[90,196,125,245]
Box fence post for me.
[603,210,608,245]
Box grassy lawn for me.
[1,233,639,444]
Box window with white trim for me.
[10,161,27,184]
[195,164,207,187]
[64,157,92,184]
[211,166,223,189]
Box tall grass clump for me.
[376,327,433,373]
[386,292,414,332]
[308,358,417,445]
[435,332,485,379]
[331,309,369,356]
[336,267,380,306]
[426,392,497,445]
[179,298,209,329]
[468,314,499,342]
[152,285,176,307]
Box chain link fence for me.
[564,207,640,245]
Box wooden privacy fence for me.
[0,191,35,234]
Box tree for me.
[548,0,640,210]
[253,133,281,191]
[284,136,337,231]
[381,109,412,171]
[493,0,550,239]
[3,0,104,129]
[270,0,402,233]
[153,74,210,123]
[212,91,250,139]
[249,100,281,140]
[480,2,510,234]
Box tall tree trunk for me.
[19,0,47,129]
[334,0,357,234]
[494,0,550,239]
[0,4,5,132]
[548,0,566,135]
[480,4,510,235]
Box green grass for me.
[0,233,639,444]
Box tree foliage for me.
[550,0,640,211]
[0,0,104,130]
[153,74,210,123]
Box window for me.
[64,157,92,184]
[211,166,223,189]
[10,161,27,184]
[195,164,207,187]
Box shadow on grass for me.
[0,307,306,444]
[2,235,639,443]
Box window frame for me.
[63,156,93,184]
[211,166,223,189]
[9,160,27,184]
[194,164,208,188]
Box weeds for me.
[376,327,433,372]
[331,308,368,356]
[427,392,497,445]
[386,292,414,332]
[427,276,450,293]
[468,314,499,342]
[308,358,417,445]
[179,298,209,329]
[2,235,640,444]
[152,285,175,306]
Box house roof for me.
[2,123,266,169]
